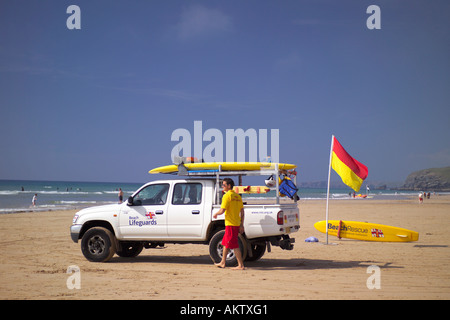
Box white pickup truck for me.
[70,176,300,264]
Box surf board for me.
[314,220,419,242]
[149,162,296,174]
[233,186,271,194]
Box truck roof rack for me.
[174,163,296,205]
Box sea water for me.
[0,180,142,213]
[0,179,420,214]
[241,188,419,201]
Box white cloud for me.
[175,5,233,41]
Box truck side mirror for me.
[127,196,134,206]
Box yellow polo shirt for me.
[221,190,243,226]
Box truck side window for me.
[134,184,169,205]
[172,183,202,205]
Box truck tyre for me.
[116,241,144,258]
[81,227,116,262]
[209,230,247,266]
[245,243,266,261]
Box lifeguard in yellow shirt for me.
[213,178,245,270]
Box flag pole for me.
[325,135,335,245]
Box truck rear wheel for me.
[81,227,116,262]
[209,230,247,266]
[116,241,144,258]
[245,242,266,261]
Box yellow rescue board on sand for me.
[314,220,419,242]
[233,186,271,194]
[149,162,297,174]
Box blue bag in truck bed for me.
[279,178,298,199]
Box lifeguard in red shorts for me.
[213,178,245,270]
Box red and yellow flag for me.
[331,136,368,192]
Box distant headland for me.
[401,166,450,191]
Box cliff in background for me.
[402,167,450,191]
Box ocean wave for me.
[54,200,98,204]
[0,201,116,214]
[0,205,72,214]
[0,190,21,195]
[0,189,134,195]
[0,190,104,195]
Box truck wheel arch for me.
[206,220,225,242]
[79,220,116,241]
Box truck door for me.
[119,183,170,239]
[167,182,204,239]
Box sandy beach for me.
[1,195,449,300]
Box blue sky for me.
[0,0,449,184]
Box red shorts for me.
[222,226,240,249]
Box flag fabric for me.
[331,136,368,192]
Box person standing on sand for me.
[118,188,123,203]
[213,178,245,270]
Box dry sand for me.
[1,195,449,300]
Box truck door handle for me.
[192,210,200,214]
[155,210,164,214]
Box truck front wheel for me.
[209,230,247,266]
[81,227,116,262]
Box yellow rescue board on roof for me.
[149,162,297,174]
[314,220,419,242]
[233,186,271,194]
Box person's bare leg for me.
[215,247,228,268]
[231,248,245,270]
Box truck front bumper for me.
[70,225,82,243]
